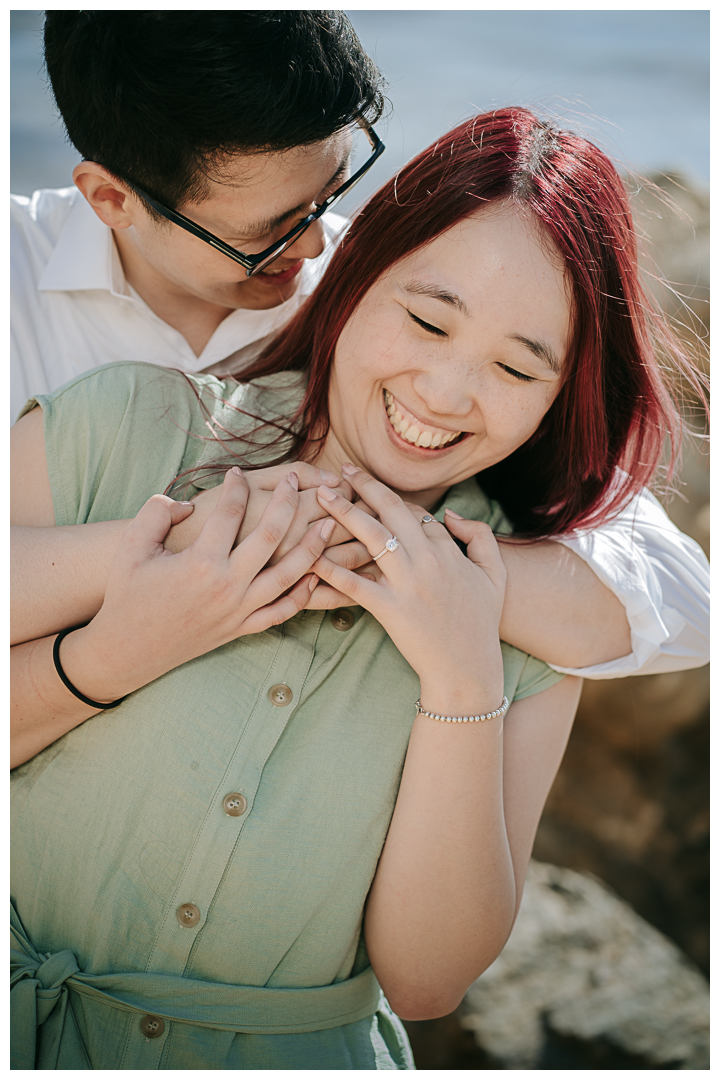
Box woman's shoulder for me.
[24,362,307,435]
[21,362,199,430]
[438,476,513,535]
[225,369,308,422]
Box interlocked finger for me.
[194,468,250,559]
[230,473,300,573]
[316,486,405,570]
[246,518,334,609]
[321,540,373,571]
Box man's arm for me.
[12,408,707,674]
[497,539,632,668]
[10,409,351,644]
[550,488,709,677]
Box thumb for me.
[444,509,506,583]
[119,494,194,562]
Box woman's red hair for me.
[231,107,705,537]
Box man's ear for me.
[73,162,139,230]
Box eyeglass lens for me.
[247,126,376,277]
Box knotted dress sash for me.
[11,902,381,1069]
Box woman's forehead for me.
[386,203,571,336]
[407,202,564,275]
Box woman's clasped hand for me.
[58,466,339,707]
[315,463,507,717]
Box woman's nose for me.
[414,371,477,422]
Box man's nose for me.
[284,217,326,262]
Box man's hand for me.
[166,461,357,561]
[165,459,383,612]
[56,468,337,705]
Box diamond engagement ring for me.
[420,514,436,526]
[372,536,400,562]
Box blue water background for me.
[12,9,709,208]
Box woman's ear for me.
[72,162,137,231]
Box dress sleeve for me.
[23,362,206,526]
[549,487,709,679]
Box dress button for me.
[268,683,293,707]
[140,1014,165,1039]
[330,608,355,631]
[222,792,247,817]
[176,902,201,927]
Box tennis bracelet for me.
[415,695,510,723]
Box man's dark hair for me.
[43,10,384,209]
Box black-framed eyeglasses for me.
[126,123,384,277]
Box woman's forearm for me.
[11,522,130,644]
[364,693,515,1021]
[11,635,102,769]
[498,539,631,667]
[363,676,582,1021]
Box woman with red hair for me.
[11,108,708,1069]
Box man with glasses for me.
[10,11,384,422]
[11,9,709,707]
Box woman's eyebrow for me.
[401,280,470,317]
[508,333,561,374]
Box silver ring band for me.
[420,514,436,527]
[372,536,400,562]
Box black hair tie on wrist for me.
[52,625,127,710]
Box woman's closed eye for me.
[407,310,447,337]
[406,308,538,383]
[498,364,536,383]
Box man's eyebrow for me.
[228,152,353,241]
[402,280,470,317]
[508,334,562,374]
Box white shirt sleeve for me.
[547,487,709,679]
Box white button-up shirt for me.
[10,187,709,680]
[11,186,348,424]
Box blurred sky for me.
[11,9,709,210]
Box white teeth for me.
[383,389,462,449]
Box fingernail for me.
[320,470,340,484]
[317,484,338,501]
[308,574,319,592]
[342,462,359,475]
[444,508,463,519]
[287,472,299,490]
[231,466,243,476]
[320,519,336,541]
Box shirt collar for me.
[38,190,129,296]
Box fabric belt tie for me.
[11,902,381,1069]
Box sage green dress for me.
[11,362,565,1070]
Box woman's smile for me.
[382,390,468,453]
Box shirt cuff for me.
[547,529,686,680]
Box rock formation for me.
[404,862,710,1070]
[459,862,710,1070]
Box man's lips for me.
[253,259,304,286]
